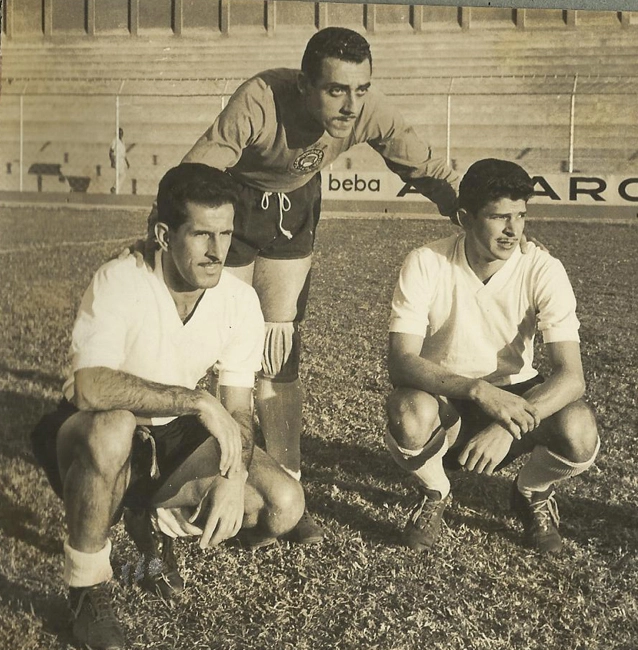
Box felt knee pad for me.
[261,321,300,382]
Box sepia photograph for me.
[0,0,636,648]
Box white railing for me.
[1,74,637,195]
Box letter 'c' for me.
[619,178,638,202]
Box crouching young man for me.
[385,159,599,555]
[31,163,304,650]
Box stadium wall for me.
[1,1,637,222]
[2,1,636,40]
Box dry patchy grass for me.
[0,207,636,649]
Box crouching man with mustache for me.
[31,163,304,650]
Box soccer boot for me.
[510,482,562,554]
[68,582,125,650]
[287,509,325,545]
[403,488,452,552]
[123,508,184,599]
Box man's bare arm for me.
[518,340,586,421]
[75,366,201,415]
[74,366,242,475]
[456,341,586,475]
[388,332,540,437]
[219,384,255,471]
[196,385,254,548]
[389,332,479,399]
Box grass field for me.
[0,205,636,650]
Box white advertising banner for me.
[322,171,638,207]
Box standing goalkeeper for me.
[150,26,460,543]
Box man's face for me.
[466,197,527,263]
[300,57,372,138]
[163,201,234,292]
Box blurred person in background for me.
[110,127,130,194]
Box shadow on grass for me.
[0,491,62,556]
[299,434,638,551]
[299,435,405,543]
[0,573,73,645]
[449,470,638,551]
[305,488,403,546]
[0,390,57,463]
[0,363,64,393]
[301,434,402,488]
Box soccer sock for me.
[385,426,451,498]
[64,537,113,588]
[517,438,600,499]
[256,377,303,474]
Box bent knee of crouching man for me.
[551,399,600,464]
[386,388,441,449]
[245,447,305,536]
[268,471,305,536]
[249,467,305,537]
[68,410,137,476]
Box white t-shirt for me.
[63,252,264,424]
[389,233,580,387]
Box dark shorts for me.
[444,374,545,471]
[30,400,211,510]
[226,173,322,267]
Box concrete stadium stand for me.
[1,26,637,201]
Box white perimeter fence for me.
[0,75,637,196]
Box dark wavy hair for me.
[301,27,372,83]
[157,163,239,231]
[459,159,534,215]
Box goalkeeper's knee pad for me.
[261,321,301,382]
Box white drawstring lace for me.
[136,425,159,479]
[261,191,293,239]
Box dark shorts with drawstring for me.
[226,173,322,266]
[30,399,211,510]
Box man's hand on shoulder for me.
[520,232,549,254]
[469,380,540,439]
[195,391,243,476]
[198,472,246,549]
[116,238,158,269]
[458,422,512,475]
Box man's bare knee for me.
[551,400,599,462]
[81,410,137,477]
[268,475,305,536]
[386,388,439,449]
[247,453,305,537]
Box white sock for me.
[64,538,113,588]
[282,466,301,482]
[517,438,600,499]
[385,427,451,498]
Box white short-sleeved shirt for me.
[389,233,580,386]
[63,252,265,424]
